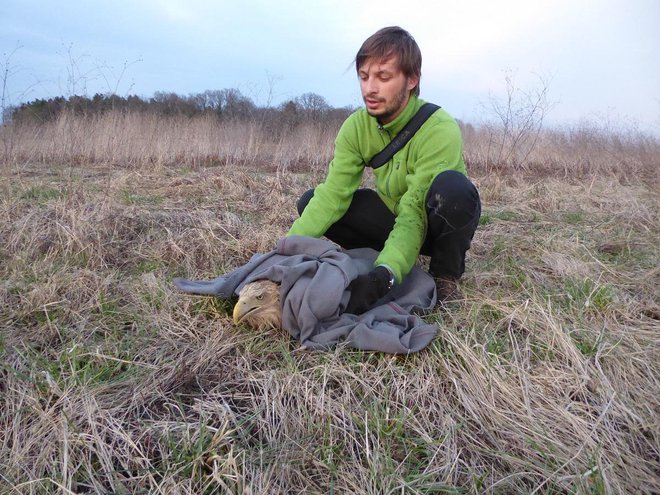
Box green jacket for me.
[287,94,467,283]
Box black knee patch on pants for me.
[424,170,481,279]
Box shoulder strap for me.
[368,103,440,169]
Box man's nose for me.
[365,77,378,94]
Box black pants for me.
[296,170,481,280]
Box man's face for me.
[358,56,418,124]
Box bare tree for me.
[98,57,142,98]
[1,43,38,124]
[295,92,330,121]
[482,69,554,170]
[58,43,100,97]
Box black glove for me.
[345,266,393,315]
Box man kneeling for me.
[287,26,481,314]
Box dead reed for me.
[0,111,337,172]
[2,110,658,178]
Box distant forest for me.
[8,89,355,127]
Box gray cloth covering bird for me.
[173,236,439,354]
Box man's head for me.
[355,26,422,124]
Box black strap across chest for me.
[367,103,440,169]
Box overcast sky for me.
[2,0,658,134]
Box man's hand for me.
[345,266,393,315]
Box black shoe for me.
[434,277,462,303]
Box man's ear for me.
[406,75,420,92]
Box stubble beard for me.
[365,85,410,124]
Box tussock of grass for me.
[1,127,659,493]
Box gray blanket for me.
[173,236,438,354]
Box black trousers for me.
[296,170,481,280]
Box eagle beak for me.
[232,301,245,324]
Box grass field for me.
[1,113,659,494]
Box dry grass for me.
[1,116,659,494]
[0,111,337,172]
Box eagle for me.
[232,279,282,330]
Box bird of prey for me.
[232,279,282,330]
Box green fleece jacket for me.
[287,94,467,283]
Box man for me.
[287,26,481,315]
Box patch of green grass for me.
[596,241,659,272]
[529,338,557,361]
[19,185,65,203]
[97,288,121,316]
[315,419,342,490]
[68,345,137,386]
[574,456,608,495]
[572,334,600,357]
[240,331,304,372]
[491,235,509,256]
[135,258,163,273]
[563,278,615,313]
[120,190,165,206]
[95,287,147,334]
[470,472,489,493]
[479,213,493,226]
[346,399,469,493]
[503,254,533,292]
[157,416,241,494]
[463,302,515,361]
[493,210,522,222]
[476,303,506,324]
[565,325,606,357]
[427,333,456,360]
[480,209,522,226]
[190,296,234,319]
[486,333,509,358]
[563,210,585,224]
[137,281,171,311]
[19,300,66,328]
[24,340,139,390]
[240,337,305,372]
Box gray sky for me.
[2,0,659,135]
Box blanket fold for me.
[173,236,438,354]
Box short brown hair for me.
[355,26,422,96]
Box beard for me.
[364,84,410,123]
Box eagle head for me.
[232,279,282,330]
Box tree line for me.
[7,89,355,129]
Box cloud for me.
[159,0,199,24]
